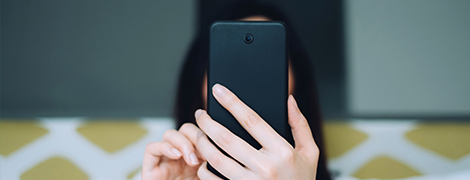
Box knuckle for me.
[217,132,232,147]
[163,129,177,139]
[293,117,309,130]
[313,145,320,154]
[209,154,223,167]
[309,146,320,161]
[225,96,238,108]
[244,114,259,128]
[299,118,310,129]
[179,122,193,131]
[258,163,277,179]
[278,148,295,163]
[145,142,159,152]
[299,117,309,128]
[145,143,153,152]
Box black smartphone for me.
[207,21,290,179]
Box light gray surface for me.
[346,0,470,117]
[1,0,195,117]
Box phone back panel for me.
[208,21,288,151]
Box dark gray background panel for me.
[1,0,195,117]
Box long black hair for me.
[174,2,331,179]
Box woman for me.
[143,2,331,180]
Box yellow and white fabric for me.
[1,118,469,180]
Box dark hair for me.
[174,2,331,179]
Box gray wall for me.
[346,0,470,118]
[1,0,195,117]
[3,0,470,118]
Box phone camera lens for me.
[243,33,254,44]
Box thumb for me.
[287,95,318,155]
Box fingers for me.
[179,122,203,146]
[162,129,200,166]
[196,130,246,179]
[197,162,223,180]
[178,123,206,161]
[211,84,290,150]
[142,142,182,173]
[195,109,259,168]
[288,95,318,157]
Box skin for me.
[142,16,319,180]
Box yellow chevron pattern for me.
[1,119,469,180]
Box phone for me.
[207,21,290,179]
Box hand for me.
[195,84,319,180]
[142,123,205,180]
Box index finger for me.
[211,83,291,151]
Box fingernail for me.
[290,95,298,108]
[189,152,199,165]
[171,148,182,156]
[195,109,203,118]
[213,84,226,97]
